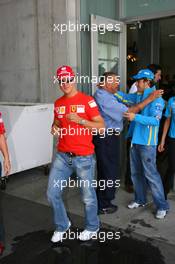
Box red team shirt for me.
[54,92,100,155]
[0,113,5,135]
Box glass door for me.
[91,15,127,94]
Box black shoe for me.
[98,204,118,215]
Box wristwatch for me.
[79,119,86,125]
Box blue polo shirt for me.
[94,88,128,132]
[164,96,175,138]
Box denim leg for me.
[74,155,99,231]
[47,152,73,231]
[130,144,147,204]
[140,145,169,211]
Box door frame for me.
[90,14,127,94]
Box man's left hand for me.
[123,112,135,121]
[66,113,81,124]
[148,89,164,101]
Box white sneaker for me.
[78,229,99,241]
[51,221,71,243]
[128,201,146,209]
[155,210,167,219]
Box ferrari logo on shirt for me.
[70,105,77,113]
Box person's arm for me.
[125,113,161,126]
[158,98,172,152]
[66,114,105,130]
[158,117,171,152]
[66,96,105,130]
[128,89,164,114]
[124,98,164,126]
[51,103,61,135]
[0,134,11,176]
[51,118,60,135]
[114,91,137,106]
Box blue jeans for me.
[130,144,169,211]
[47,152,99,232]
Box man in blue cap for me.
[120,69,169,219]
[94,71,163,215]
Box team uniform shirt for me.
[54,91,100,156]
[94,88,128,132]
[164,96,175,138]
[114,87,164,146]
[114,90,139,138]
[0,113,5,135]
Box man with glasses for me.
[47,65,105,242]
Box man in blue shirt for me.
[123,69,169,219]
[158,96,175,199]
[93,71,163,214]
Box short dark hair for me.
[147,64,162,74]
[99,72,117,82]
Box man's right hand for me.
[158,140,165,152]
[148,89,164,102]
[3,158,11,176]
[51,124,60,136]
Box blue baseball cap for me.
[132,69,154,80]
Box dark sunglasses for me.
[59,77,75,85]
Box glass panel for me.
[122,0,175,19]
[98,31,119,76]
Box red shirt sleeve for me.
[86,96,100,119]
[0,113,6,134]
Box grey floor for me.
[0,167,175,263]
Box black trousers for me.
[93,134,120,209]
[163,137,175,199]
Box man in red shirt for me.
[0,113,11,255]
[47,65,105,242]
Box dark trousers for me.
[93,134,120,209]
[163,137,175,199]
[0,162,5,243]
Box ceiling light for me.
[129,26,137,30]
[168,34,175,37]
[140,3,149,7]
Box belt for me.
[65,152,78,157]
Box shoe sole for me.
[155,212,167,219]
